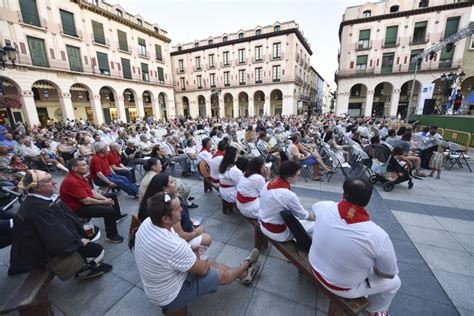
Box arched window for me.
[390,5,399,13]
[154,27,159,33]
[256,29,261,35]
[137,18,142,26]
[116,9,123,17]
[178,46,182,51]
[274,25,281,32]
[194,42,199,48]
[238,32,244,39]
[362,10,371,17]
[223,36,228,42]
[208,39,213,45]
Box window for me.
[137,19,142,26]
[274,25,280,32]
[224,71,230,86]
[19,0,40,27]
[194,42,199,48]
[96,52,110,75]
[223,51,229,65]
[117,30,128,51]
[384,26,398,47]
[209,54,215,67]
[178,59,184,72]
[210,73,216,87]
[272,65,281,82]
[121,58,132,79]
[256,29,261,36]
[356,55,368,73]
[116,9,123,17]
[197,75,202,88]
[419,0,428,8]
[157,67,164,83]
[155,44,162,61]
[223,36,228,42]
[27,36,49,67]
[272,42,281,58]
[66,45,82,72]
[439,46,455,69]
[409,49,423,71]
[180,78,186,90]
[255,67,262,83]
[138,38,147,56]
[390,5,399,13]
[178,46,182,51]
[362,10,371,18]
[239,69,246,85]
[412,21,428,44]
[381,52,394,73]
[444,17,460,39]
[208,39,213,45]
[238,48,245,63]
[238,33,244,39]
[358,29,370,49]
[92,21,106,44]
[255,46,262,61]
[60,10,77,37]
[195,56,201,69]
[141,63,149,81]
[154,27,159,33]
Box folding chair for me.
[323,147,351,182]
[446,147,472,172]
[285,149,309,183]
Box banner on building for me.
[416,83,435,114]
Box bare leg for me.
[200,233,212,247]
[313,151,330,171]
[209,260,250,285]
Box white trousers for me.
[325,268,401,313]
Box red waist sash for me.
[260,221,287,233]
[219,183,234,188]
[236,192,257,203]
[311,267,351,292]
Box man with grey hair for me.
[107,142,136,185]
[162,136,190,177]
[90,142,138,198]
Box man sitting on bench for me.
[259,160,315,242]
[134,191,261,314]
[309,178,400,315]
[8,170,112,280]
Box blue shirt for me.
[1,140,17,153]
[0,125,6,141]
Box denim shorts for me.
[161,269,219,313]
[301,154,317,166]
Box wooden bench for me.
[244,217,370,316]
[0,267,55,316]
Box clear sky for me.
[112,0,359,89]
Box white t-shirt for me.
[134,218,196,306]
[209,155,223,184]
[236,174,266,219]
[219,165,243,203]
[197,150,212,165]
[309,201,398,289]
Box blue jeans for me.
[116,168,136,184]
[95,174,138,196]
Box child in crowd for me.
[11,155,28,172]
[429,144,446,179]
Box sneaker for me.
[187,203,199,208]
[106,235,124,243]
[97,262,113,273]
[188,196,195,201]
[242,261,261,286]
[242,248,260,266]
[75,266,105,280]
[116,214,128,223]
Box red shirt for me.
[60,172,93,211]
[90,154,111,179]
[107,151,121,167]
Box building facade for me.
[170,21,313,118]
[322,83,335,114]
[0,0,175,127]
[335,0,472,117]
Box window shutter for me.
[66,45,83,72]
[359,29,370,40]
[92,21,105,44]
[157,67,164,82]
[440,47,454,60]
[138,38,146,46]
[121,58,132,79]
[96,52,110,74]
[155,45,162,61]
[117,30,128,51]
[385,26,398,44]
[19,0,40,27]
[141,63,149,73]
[27,36,49,67]
[414,21,427,29]
[356,55,368,65]
[60,10,77,37]
[444,17,460,39]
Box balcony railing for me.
[355,41,372,51]
[252,56,264,63]
[91,34,110,47]
[116,42,131,53]
[206,64,216,70]
[382,39,400,48]
[18,12,48,29]
[193,65,203,72]
[137,49,150,59]
[269,52,284,61]
[60,27,83,39]
[410,33,430,45]
[220,61,232,68]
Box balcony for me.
[60,28,83,40]
[224,83,230,87]
[116,42,131,54]
[355,41,372,51]
[270,52,284,61]
[220,61,232,68]
[252,56,264,63]
[91,34,110,47]
[239,81,246,86]
[207,64,216,70]
[193,65,203,72]
[18,12,48,30]
[382,39,400,48]
[410,34,430,45]
[137,49,150,59]
[255,80,262,84]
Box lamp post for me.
[440,70,465,114]
[0,43,17,70]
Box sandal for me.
[242,261,261,286]
[242,248,260,266]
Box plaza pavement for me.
[0,153,472,315]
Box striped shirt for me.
[134,218,196,306]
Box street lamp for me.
[0,43,17,70]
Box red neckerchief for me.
[267,176,291,190]
[338,200,370,224]
[212,150,224,158]
[200,147,211,153]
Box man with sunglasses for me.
[134,191,261,314]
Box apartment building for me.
[0,0,175,127]
[170,21,313,117]
[335,0,472,117]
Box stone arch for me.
[238,92,249,117]
[197,95,206,117]
[0,76,22,127]
[142,90,154,119]
[253,90,265,116]
[158,92,168,120]
[70,83,93,122]
[372,82,393,117]
[31,80,62,126]
[398,80,422,118]
[348,83,368,117]
[210,93,219,117]
[99,86,118,124]
[223,93,234,117]
[460,76,474,114]
[270,89,283,116]
[182,96,190,117]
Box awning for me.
[463,91,474,104]
[32,80,56,90]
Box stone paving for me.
[0,153,473,315]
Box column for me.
[233,100,239,118]
[190,100,199,118]
[205,99,212,118]
[59,92,76,122]
[20,91,40,127]
[116,96,127,123]
[151,97,161,120]
[263,96,270,115]
[135,98,145,119]
[389,89,400,117]
[90,94,104,126]
[335,91,349,116]
[219,97,224,117]
[168,98,175,118]
[282,95,295,116]
[248,98,254,117]
[364,91,374,117]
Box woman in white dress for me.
[236,157,269,219]
[218,147,243,204]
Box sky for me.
[113,0,359,89]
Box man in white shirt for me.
[134,192,261,314]
[209,139,228,187]
[197,137,213,165]
[137,134,153,156]
[163,136,190,177]
[309,178,400,315]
